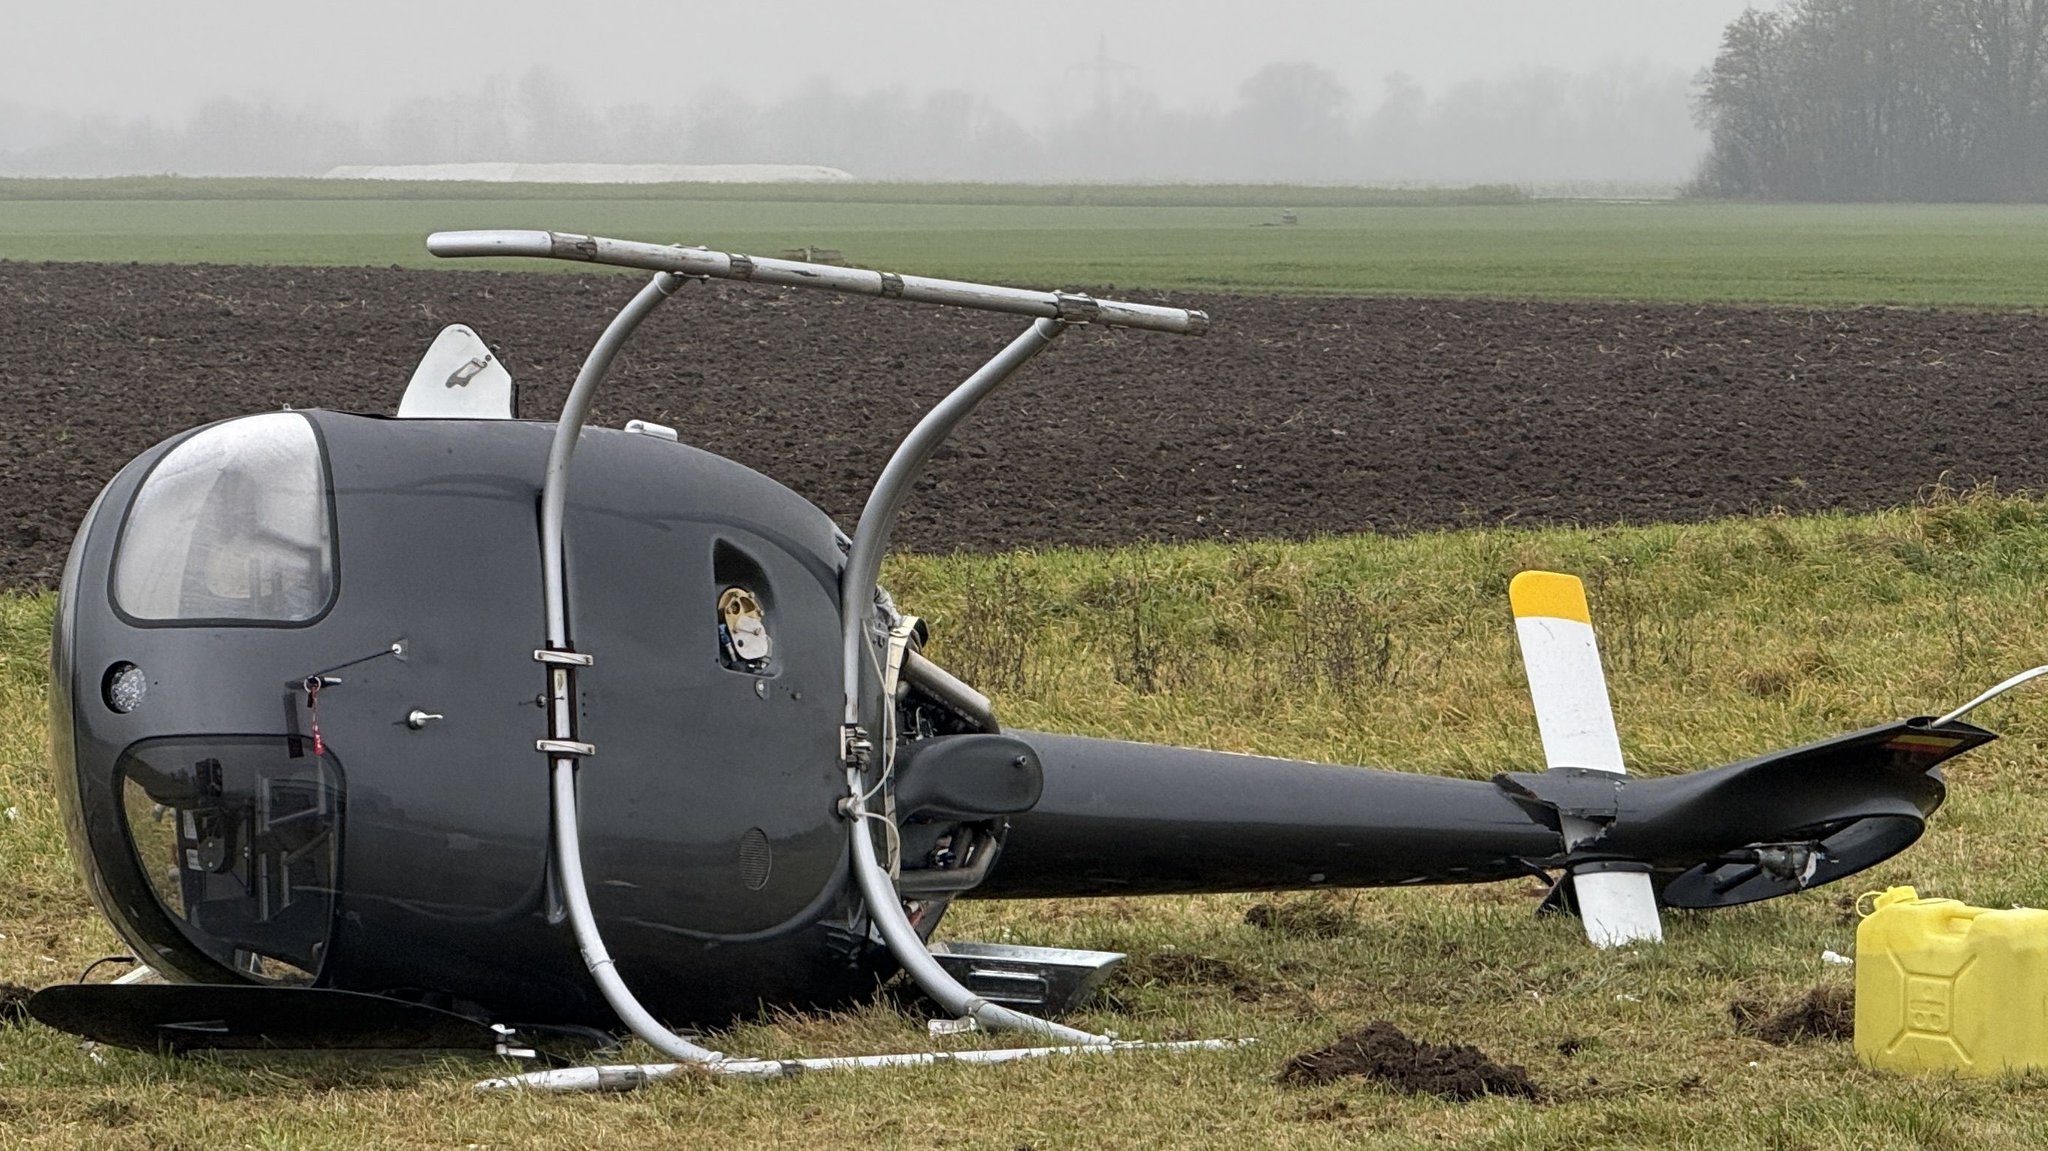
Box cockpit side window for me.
[117,737,342,984]
[112,412,336,625]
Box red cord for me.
[305,678,325,758]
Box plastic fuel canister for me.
[1855,885,2048,1075]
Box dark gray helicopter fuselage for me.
[56,411,881,1026]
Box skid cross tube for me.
[475,1038,1255,1091]
[427,229,1209,335]
[430,230,1212,1064]
[839,318,1066,725]
[836,316,1109,1044]
[531,270,728,1066]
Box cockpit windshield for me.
[112,412,335,624]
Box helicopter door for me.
[561,467,850,940]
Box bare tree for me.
[1695,0,2048,199]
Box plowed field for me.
[4,261,2043,590]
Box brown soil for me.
[6,261,2048,590]
[0,982,32,1025]
[1279,1020,1542,1101]
[1730,985,1855,1044]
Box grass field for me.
[9,493,2048,1149]
[6,179,2048,306]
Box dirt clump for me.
[0,982,34,1025]
[1730,985,1854,1044]
[1279,1020,1542,1101]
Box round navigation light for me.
[104,662,147,714]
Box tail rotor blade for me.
[1509,571,1663,948]
[1510,571,1624,772]
[1568,866,1664,949]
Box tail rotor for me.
[1509,571,1664,948]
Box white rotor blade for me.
[1510,570,1662,948]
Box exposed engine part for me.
[717,587,772,664]
[901,649,997,733]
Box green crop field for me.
[5,178,2048,306]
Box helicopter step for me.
[925,941,1125,1016]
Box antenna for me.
[1064,34,1139,109]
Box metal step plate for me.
[927,941,1124,1016]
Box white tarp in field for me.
[322,162,856,183]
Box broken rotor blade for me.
[1509,570,1663,948]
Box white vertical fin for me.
[1509,571,1663,948]
[398,324,515,419]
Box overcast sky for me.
[8,1,1756,123]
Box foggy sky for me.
[2,1,1760,182]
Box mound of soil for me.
[1280,1020,1542,1101]
[7,261,2048,589]
[1730,985,1854,1044]
[0,982,33,1025]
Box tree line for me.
[1694,0,2048,199]
[0,63,1702,186]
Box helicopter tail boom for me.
[971,718,1987,906]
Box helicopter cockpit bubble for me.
[111,412,335,625]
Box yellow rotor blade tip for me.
[1509,570,1591,623]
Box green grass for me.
[6,182,2048,306]
[11,493,2048,1148]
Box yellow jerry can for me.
[1855,886,2048,1074]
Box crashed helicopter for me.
[27,230,2029,1088]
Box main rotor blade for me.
[1509,570,1663,947]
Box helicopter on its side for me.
[28,231,2014,1085]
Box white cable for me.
[1934,664,2048,726]
[865,810,902,880]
